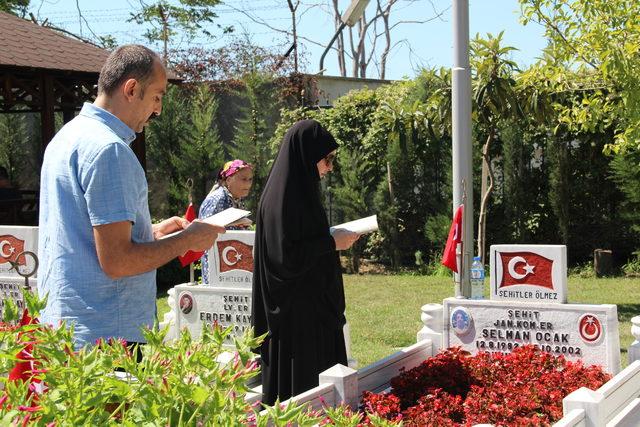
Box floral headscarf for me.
[218,159,252,180]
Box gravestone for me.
[0,226,38,320]
[443,298,620,373]
[205,230,254,287]
[0,226,38,279]
[0,277,35,320]
[490,244,567,303]
[167,231,356,365]
[173,284,252,342]
[169,231,254,344]
[442,244,621,374]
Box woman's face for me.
[316,150,336,179]
[225,167,253,198]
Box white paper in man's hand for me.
[160,207,251,239]
[201,207,251,227]
[330,215,378,235]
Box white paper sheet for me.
[160,207,251,239]
[201,207,251,227]
[330,215,378,235]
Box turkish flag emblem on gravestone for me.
[217,240,253,273]
[498,251,554,290]
[0,235,25,266]
[578,314,603,343]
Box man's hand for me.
[94,219,224,280]
[180,220,226,253]
[153,216,189,239]
[332,229,360,251]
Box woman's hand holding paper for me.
[332,229,360,251]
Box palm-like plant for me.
[471,32,522,263]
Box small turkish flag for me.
[0,235,25,266]
[441,205,463,273]
[217,240,253,273]
[498,251,554,289]
[178,203,205,267]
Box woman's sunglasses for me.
[324,153,336,165]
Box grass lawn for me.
[157,275,640,368]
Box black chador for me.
[252,119,347,405]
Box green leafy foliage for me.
[129,0,231,56]
[520,0,640,153]
[0,291,322,426]
[0,0,29,17]
[147,84,224,217]
[231,72,278,213]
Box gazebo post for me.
[40,73,55,157]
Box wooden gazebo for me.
[0,11,149,166]
[0,12,154,224]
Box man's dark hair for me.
[97,45,161,96]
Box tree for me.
[520,0,640,153]
[146,86,189,216]
[329,0,448,78]
[0,114,28,185]
[1,0,29,18]
[129,0,231,64]
[172,36,298,82]
[230,0,445,79]
[610,150,640,236]
[230,72,275,213]
[181,85,225,206]
[146,85,224,216]
[471,32,521,263]
[324,89,380,272]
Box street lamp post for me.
[318,0,371,74]
[452,0,473,298]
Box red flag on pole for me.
[441,204,463,273]
[178,203,204,267]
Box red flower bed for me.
[360,346,611,426]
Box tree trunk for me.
[378,0,392,80]
[477,129,495,264]
[158,5,169,65]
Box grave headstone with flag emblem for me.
[0,226,38,320]
[439,244,621,374]
[206,230,254,288]
[490,244,567,303]
[169,231,254,345]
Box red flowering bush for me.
[360,346,611,426]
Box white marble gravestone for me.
[173,284,252,343]
[0,226,38,320]
[205,230,254,287]
[443,297,620,374]
[0,226,38,278]
[0,276,36,320]
[490,244,567,303]
[171,231,255,344]
[167,230,355,365]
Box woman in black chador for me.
[252,119,359,405]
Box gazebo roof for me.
[0,11,109,74]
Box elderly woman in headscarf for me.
[198,159,253,284]
[252,119,359,405]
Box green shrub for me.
[623,251,640,278]
[0,291,317,426]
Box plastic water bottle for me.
[470,256,485,300]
